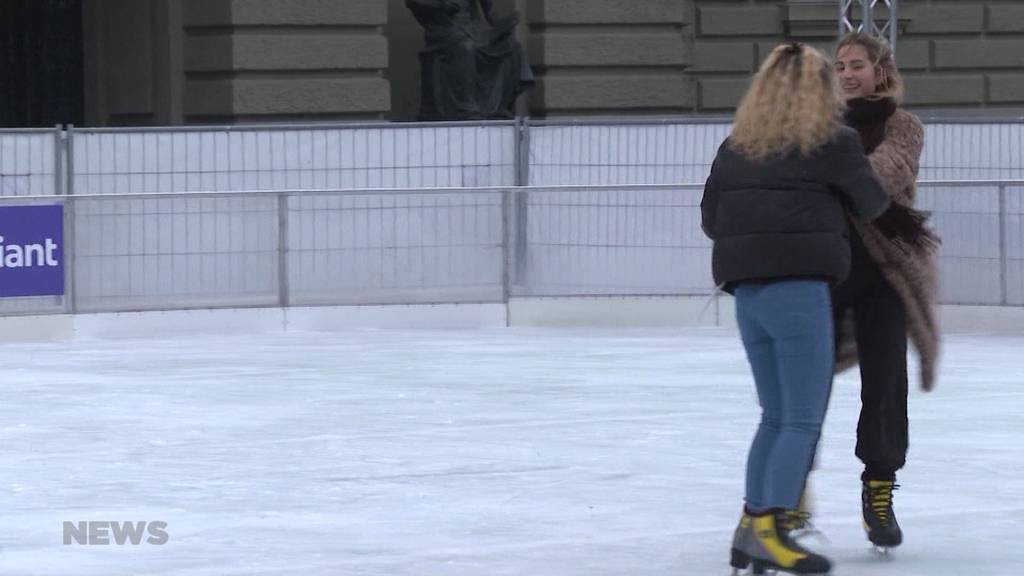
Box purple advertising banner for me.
[0,204,65,297]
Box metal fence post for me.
[513,118,530,288]
[999,184,1008,305]
[64,125,77,314]
[838,0,844,37]
[278,193,290,308]
[65,125,75,197]
[514,189,528,289]
[53,125,64,196]
[515,116,529,187]
[62,196,76,315]
[890,0,899,49]
[501,188,512,319]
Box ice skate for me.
[730,511,753,575]
[730,510,831,575]
[863,479,902,551]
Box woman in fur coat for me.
[831,31,941,550]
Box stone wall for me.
[85,0,391,125]
[82,0,1024,125]
[901,1,1024,107]
[526,0,691,115]
[520,0,1024,114]
[181,0,390,122]
[688,0,1024,112]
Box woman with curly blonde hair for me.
[729,46,844,161]
[702,42,891,575]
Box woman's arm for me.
[834,128,892,222]
[700,154,724,239]
[868,111,924,206]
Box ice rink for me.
[0,326,1020,575]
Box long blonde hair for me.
[729,42,843,161]
[835,32,904,101]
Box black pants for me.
[832,241,909,481]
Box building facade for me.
[3,0,1023,126]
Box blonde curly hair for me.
[729,42,844,161]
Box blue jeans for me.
[734,280,834,510]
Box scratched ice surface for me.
[0,327,1020,575]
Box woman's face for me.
[835,44,879,99]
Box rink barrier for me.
[2,117,1023,200]
[917,180,1024,306]
[66,121,519,196]
[6,301,1024,342]
[0,126,63,197]
[0,184,705,315]
[523,116,1024,184]
[1,180,1023,320]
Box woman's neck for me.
[844,96,897,126]
[844,97,896,153]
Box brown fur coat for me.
[835,109,941,391]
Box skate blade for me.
[732,562,830,575]
[731,568,830,575]
[870,545,896,558]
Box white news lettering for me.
[0,235,60,268]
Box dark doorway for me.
[0,0,84,127]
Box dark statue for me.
[406,0,534,120]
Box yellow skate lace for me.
[869,481,900,525]
[781,510,830,545]
[780,509,812,532]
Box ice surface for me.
[0,327,1020,575]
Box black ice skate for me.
[730,510,831,575]
[862,479,902,551]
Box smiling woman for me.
[834,34,904,101]
[825,30,940,554]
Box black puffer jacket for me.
[701,127,890,290]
